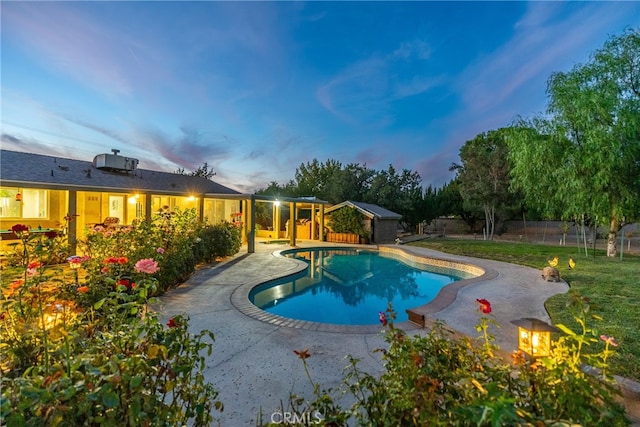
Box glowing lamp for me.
[511,318,558,359]
[15,192,22,202]
[274,200,280,207]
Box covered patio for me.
[231,194,330,253]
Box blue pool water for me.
[249,248,468,325]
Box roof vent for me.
[93,149,139,173]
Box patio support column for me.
[312,203,316,240]
[248,196,256,253]
[144,194,152,222]
[197,196,204,223]
[289,202,297,246]
[67,190,78,254]
[274,202,280,239]
[319,204,325,241]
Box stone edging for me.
[379,245,499,325]
[230,245,492,334]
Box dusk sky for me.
[2,2,638,194]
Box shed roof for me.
[0,150,240,195]
[324,200,402,219]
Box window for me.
[22,189,49,219]
[0,188,48,219]
[0,188,21,218]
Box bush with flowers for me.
[4,224,70,267]
[277,295,629,426]
[78,208,241,299]
[0,213,237,425]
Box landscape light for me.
[511,318,558,359]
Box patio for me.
[155,240,576,425]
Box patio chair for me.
[97,217,120,229]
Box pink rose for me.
[134,258,159,274]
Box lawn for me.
[409,238,640,382]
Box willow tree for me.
[508,29,640,256]
[450,129,512,240]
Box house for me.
[0,149,329,254]
[324,200,402,244]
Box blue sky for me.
[1,2,638,193]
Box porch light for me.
[188,195,196,201]
[511,318,558,359]
[128,194,140,204]
[15,192,22,202]
[274,200,280,207]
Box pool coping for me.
[230,245,498,334]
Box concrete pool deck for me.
[155,240,638,425]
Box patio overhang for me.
[225,194,331,253]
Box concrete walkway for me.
[154,241,637,426]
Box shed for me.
[324,201,402,244]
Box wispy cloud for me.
[392,40,432,61]
[61,115,130,146]
[3,3,137,98]
[1,133,23,145]
[317,38,442,127]
[459,2,632,116]
[420,2,636,187]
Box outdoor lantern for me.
[15,192,22,202]
[511,318,559,359]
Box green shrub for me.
[278,299,629,426]
[5,228,70,267]
[1,221,226,426]
[78,208,241,296]
[1,310,221,426]
[327,207,367,237]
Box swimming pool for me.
[249,248,473,325]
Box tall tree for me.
[435,178,483,231]
[421,185,439,227]
[508,29,640,256]
[174,162,216,180]
[450,129,512,240]
[365,165,423,230]
[324,163,375,204]
[256,180,297,197]
[294,159,343,201]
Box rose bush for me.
[273,298,629,426]
[0,211,240,425]
[78,208,241,299]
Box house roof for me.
[0,149,240,196]
[324,200,402,219]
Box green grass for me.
[409,238,640,382]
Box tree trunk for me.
[607,217,619,257]
[484,204,495,240]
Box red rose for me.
[293,349,311,360]
[476,298,492,314]
[10,224,29,233]
[379,311,388,326]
